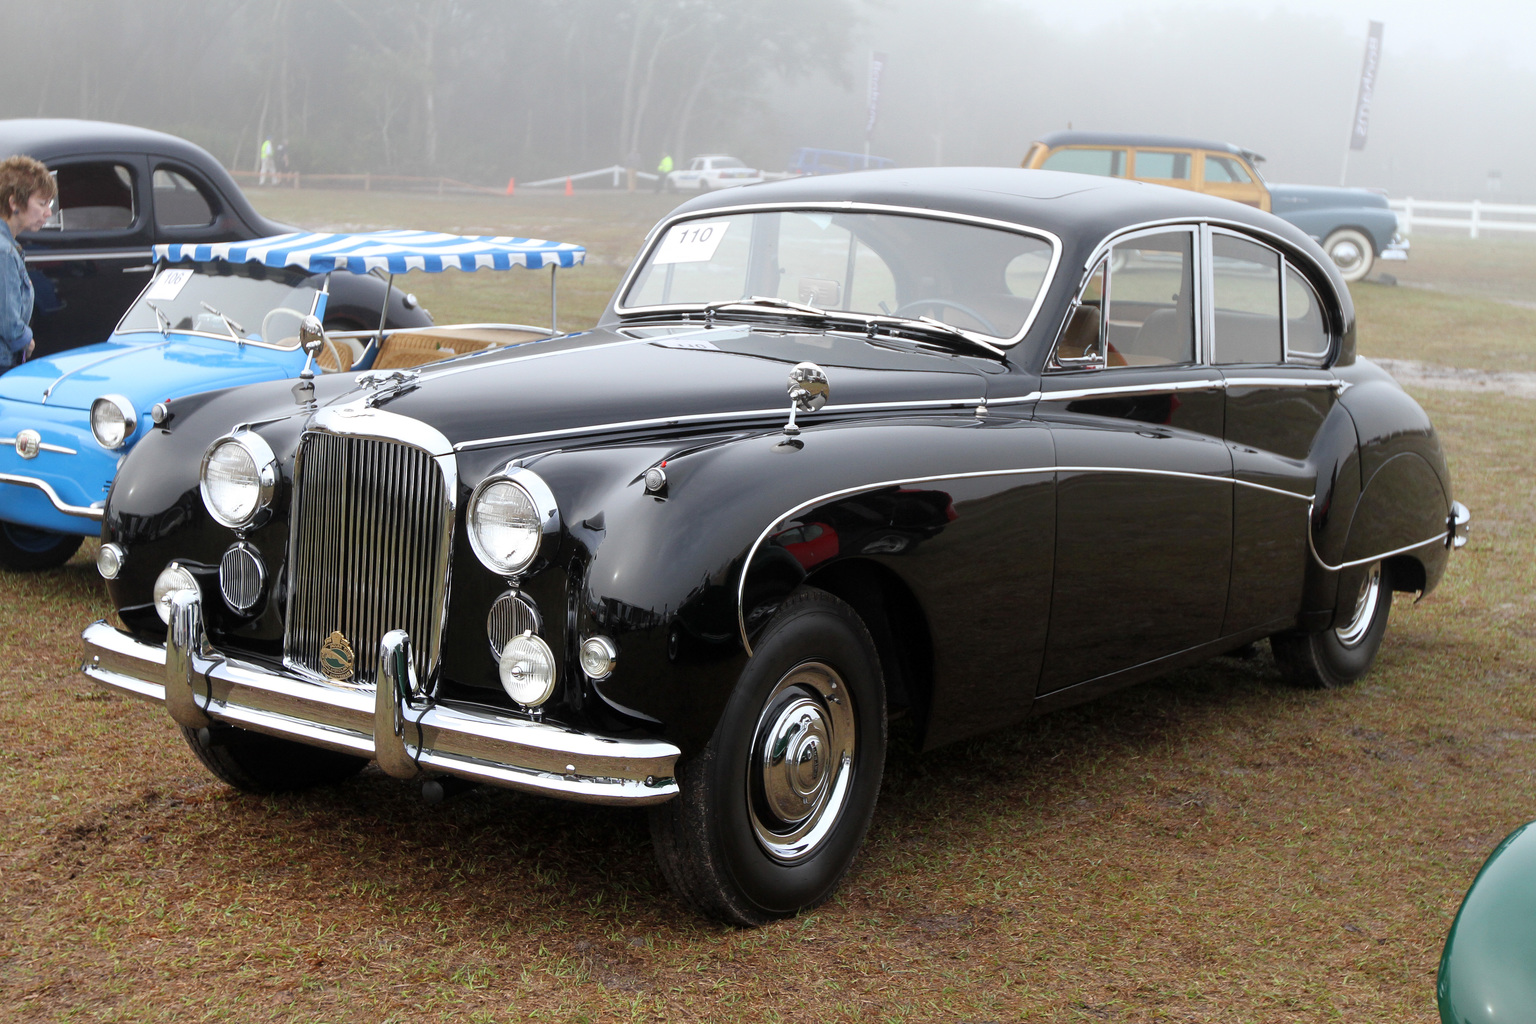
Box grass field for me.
[2,192,1533,1022]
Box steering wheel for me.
[891,298,1000,337]
[261,307,347,372]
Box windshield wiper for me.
[702,295,830,321]
[866,314,1005,358]
[145,302,171,337]
[200,301,247,345]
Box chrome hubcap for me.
[749,662,856,863]
[1335,562,1382,647]
[1330,239,1364,272]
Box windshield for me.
[619,209,1057,344]
[116,262,324,348]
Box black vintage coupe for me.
[81,168,1468,925]
[0,119,428,357]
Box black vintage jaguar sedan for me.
[81,168,1468,925]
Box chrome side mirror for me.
[783,361,829,437]
[298,316,326,380]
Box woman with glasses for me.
[0,155,56,371]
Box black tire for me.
[1272,561,1393,688]
[1323,228,1375,283]
[649,588,886,925]
[0,522,83,571]
[179,723,367,794]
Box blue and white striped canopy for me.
[155,229,586,274]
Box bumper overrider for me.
[80,589,680,806]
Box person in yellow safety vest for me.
[656,154,673,192]
[259,138,277,186]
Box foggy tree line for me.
[4,0,858,182]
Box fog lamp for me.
[498,631,557,707]
[152,562,199,624]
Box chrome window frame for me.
[1202,225,1335,368]
[1046,223,1203,372]
[111,262,328,350]
[613,201,1064,350]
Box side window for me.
[52,162,137,232]
[1204,155,1252,184]
[1133,150,1191,181]
[1211,234,1283,364]
[1041,147,1125,177]
[153,168,215,228]
[1105,231,1195,366]
[1284,264,1330,364]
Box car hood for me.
[0,333,293,411]
[323,322,999,450]
[1268,183,1390,211]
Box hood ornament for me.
[781,362,830,438]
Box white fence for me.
[1390,198,1536,239]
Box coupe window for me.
[116,262,322,347]
[1211,234,1282,365]
[622,209,1058,344]
[153,168,215,228]
[43,162,137,232]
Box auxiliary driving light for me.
[152,562,199,624]
[498,631,557,707]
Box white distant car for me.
[666,154,764,191]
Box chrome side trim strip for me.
[453,394,1021,453]
[41,339,174,403]
[0,436,77,455]
[736,464,1312,654]
[25,249,154,263]
[1041,379,1223,401]
[0,472,105,520]
[80,616,681,806]
[1307,528,1449,572]
[1223,376,1347,392]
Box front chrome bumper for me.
[80,591,679,806]
[1381,233,1411,262]
[0,471,104,520]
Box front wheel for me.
[179,723,367,794]
[1272,561,1393,688]
[1323,228,1376,283]
[649,588,886,925]
[0,522,82,571]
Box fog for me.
[2,0,1531,200]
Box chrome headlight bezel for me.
[199,431,279,530]
[467,467,561,578]
[90,394,137,450]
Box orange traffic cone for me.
[564,177,574,197]
[504,176,515,196]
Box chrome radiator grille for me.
[284,431,451,688]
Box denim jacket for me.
[0,220,35,361]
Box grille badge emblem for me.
[319,630,355,680]
[15,429,41,460]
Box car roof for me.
[1035,130,1265,165]
[0,118,222,163]
[666,166,1309,253]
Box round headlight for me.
[152,562,199,624]
[498,631,557,707]
[468,468,559,577]
[199,433,278,529]
[90,394,137,449]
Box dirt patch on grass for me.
[1375,357,1536,399]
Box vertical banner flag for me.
[1349,21,1384,151]
[866,51,887,136]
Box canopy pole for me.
[549,264,557,336]
[376,273,394,351]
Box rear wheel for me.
[1272,561,1393,688]
[180,724,367,794]
[0,522,82,571]
[649,588,886,925]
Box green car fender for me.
[1438,821,1536,1022]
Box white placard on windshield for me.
[144,268,194,301]
[652,221,731,265]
